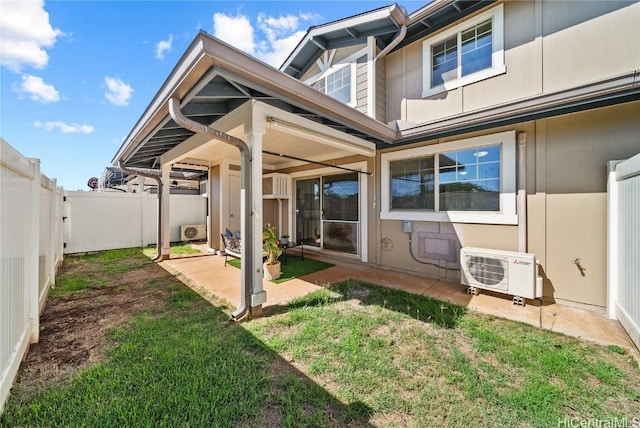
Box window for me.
[311,64,355,106]
[381,131,517,225]
[423,4,505,98]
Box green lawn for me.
[228,255,334,283]
[2,249,638,427]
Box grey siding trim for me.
[356,55,368,114]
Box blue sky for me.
[1,0,425,190]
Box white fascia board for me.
[281,6,398,72]
[113,37,207,164]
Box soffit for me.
[281,4,406,79]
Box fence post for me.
[606,161,620,320]
[49,178,57,287]
[28,159,41,342]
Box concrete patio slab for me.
[161,247,637,353]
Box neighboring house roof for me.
[280,4,407,79]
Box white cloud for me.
[155,34,173,60]
[213,12,256,54]
[34,121,94,134]
[14,75,60,103]
[104,76,133,106]
[213,11,317,68]
[0,0,63,72]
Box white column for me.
[246,122,267,309]
[161,164,171,259]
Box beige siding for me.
[538,103,640,307]
[375,102,639,308]
[356,55,368,114]
[542,1,639,92]
[376,56,387,123]
[384,0,639,125]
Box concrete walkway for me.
[161,247,636,352]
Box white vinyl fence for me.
[0,139,64,414]
[63,191,206,254]
[608,154,640,350]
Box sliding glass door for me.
[322,173,359,254]
[295,178,321,247]
[295,173,359,255]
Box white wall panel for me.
[63,192,206,253]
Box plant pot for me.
[263,261,281,280]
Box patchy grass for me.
[2,250,639,427]
[142,242,201,259]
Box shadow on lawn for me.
[271,278,466,329]
[1,249,374,428]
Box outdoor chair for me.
[221,234,241,266]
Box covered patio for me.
[113,32,394,319]
[162,244,635,351]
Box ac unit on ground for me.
[460,247,542,306]
[180,224,206,241]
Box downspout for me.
[517,132,527,253]
[371,14,407,119]
[168,97,253,322]
[117,160,164,262]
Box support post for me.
[160,164,171,260]
[246,123,267,315]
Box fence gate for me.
[608,153,640,350]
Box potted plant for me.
[262,224,282,280]
[280,234,289,245]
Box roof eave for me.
[113,32,396,166]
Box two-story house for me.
[113,0,640,322]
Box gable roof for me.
[112,31,396,170]
[280,4,407,79]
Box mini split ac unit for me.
[460,247,542,306]
[180,224,206,241]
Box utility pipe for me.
[117,160,164,262]
[517,132,527,253]
[168,97,254,322]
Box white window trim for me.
[306,48,366,108]
[422,4,505,98]
[380,130,517,225]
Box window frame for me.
[309,62,357,107]
[422,4,506,98]
[380,131,517,225]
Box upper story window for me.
[313,66,352,103]
[381,131,517,225]
[310,63,356,107]
[423,4,505,98]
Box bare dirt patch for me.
[13,256,175,399]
